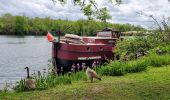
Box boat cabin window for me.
[97,31,112,38]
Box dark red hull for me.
[51,28,121,72]
[52,42,115,71]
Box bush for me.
[160,45,170,54]
[98,53,170,76]
[126,59,148,73]
[149,54,170,67]
[109,61,126,76]
[150,45,170,55]
[98,61,126,76]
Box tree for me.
[0,13,145,35]
[31,17,45,35]
[137,11,169,32]
[0,13,16,35]
[15,16,29,35]
[83,4,93,20]
[96,7,112,23]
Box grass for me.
[97,54,170,76]
[1,65,170,100]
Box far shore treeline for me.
[0,13,146,36]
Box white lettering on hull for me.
[78,56,101,60]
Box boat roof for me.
[82,36,117,39]
[60,42,106,45]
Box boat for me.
[48,28,121,73]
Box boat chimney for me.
[56,30,60,43]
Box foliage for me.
[117,32,170,59]
[15,16,28,35]
[13,63,87,92]
[96,7,112,23]
[125,58,148,73]
[97,49,170,76]
[113,24,145,32]
[148,54,170,67]
[0,13,16,35]
[0,13,146,35]
[53,0,121,21]
[98,61,126,76]
[147,32,170,46]
[116,36,151,57]
[83,4,93,20]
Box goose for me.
[86,67,101,83]
[25,67,35,90]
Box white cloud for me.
[0,0,170,28]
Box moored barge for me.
[49,28,121,73]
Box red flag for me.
[46,32,54,42]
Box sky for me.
[0,0,170,29]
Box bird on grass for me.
[86,67,101,83]
[25,67,35,90]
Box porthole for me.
[100,47,103,51]
[87,47,90,51]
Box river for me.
[0,35,51,89]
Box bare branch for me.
[136,11,162,31]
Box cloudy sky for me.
[0,0,170,28]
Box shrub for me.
[126,59,148,73]
[98,53,170,76]
[149,54,170,67]
[109,61,126,76]
[98,61,126,76]
[161,45,170,54]
[150,45,170,55]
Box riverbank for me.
[1,65,170,100]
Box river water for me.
[0,35,52,89]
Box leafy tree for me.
[15,16,28,35]
[31,17,46,35]
[83,4,93,20]
[52,0,121,20]
[0,13,16,35]
[96,7,112,23]
[0,13,146,36]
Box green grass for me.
[1,65,170,100]
[97,54,170,76]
